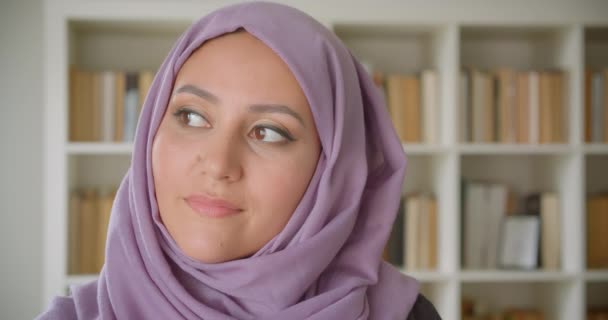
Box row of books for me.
[69,68,154,142]
[587,193,608,269]
[68,187,116,274]
[588,308,608,320]
[585,69,608,143]
[460,68,565,144]
[383,193,438,270]
[364,67,439,144]
[462,297,544,320]
[462,181,560,270]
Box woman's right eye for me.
[172,108,210,128]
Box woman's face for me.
[152,31,321,264]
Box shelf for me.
[461,153,572,193]
[400,270,452,282]
[66,142,133,155]
[402,144,450,155]
[584,144,608,155]
[41,2,608,319]
[585,270,608,281]
[458,144,572,155]
[66,274,99,287]
[461,280,579,320]
[460,270,576,282]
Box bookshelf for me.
[43,1,608,319]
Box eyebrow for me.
[174,84,306,127]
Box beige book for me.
[584,68,593,143]
[517,72,530,143]
[552,72,564,143]
[78,70,96,142]
[68,68,80,141]
[403,75,421,143]
[539,72,553,144]
[540,192,560,270]
[96,190,115,271]
[497,68,517,143]
[472,69,486,143]
[483,72,495,143]
[138,70,155,116]
[604,69,608,143]
[418,195,430,270]
[587,195,608,268]
[90,71,102,142]
[114,71,126,142]
[100,71,115,142]
[459,70,470,143]
[428,196,438,270]
[529,71,540,144]
[405,195,420,270]
[386,75,406,142]
[79,189,99,274]
[68,190,82,274]
[421,70,438,144]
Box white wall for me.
[0,0,43,318]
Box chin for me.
[179,243,242,264]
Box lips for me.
[184,194,243,218]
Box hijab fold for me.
[38,2,419,319]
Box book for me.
[463,182,487,269]
[496,68,517,143]
[124,72,139,142]
[516,72,530,144]
[486,184,508,268]
[460,70,471,142]
[499,215,540,270]
[540,193,560,270]
[587,194,608,268]
[114,71,126,142]
[68,191,82,274]
[421,70,438,144]
[471,69,486,143]
[591,71,604,143]
[386,75,407,141]
[403,75,421,143]
[529,71,540,144]
[405,195,420,270]
[96,189,115,271]
[604,69,608,143]
[585,68,593,143]
[79,189,99,274]
[385,196,405,266]
[100,70,116,142]
[138,70,155,116]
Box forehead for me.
[173,31,312,112]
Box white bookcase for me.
[43,1,608,319]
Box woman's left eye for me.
[250,126,293,143]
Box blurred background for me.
[2,0,608,319]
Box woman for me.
[38,2,441,319]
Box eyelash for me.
[171,107,295,142]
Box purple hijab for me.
[39,2,419,319]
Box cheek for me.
[152,129,195,199]
[248,154,315,222]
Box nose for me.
[197,133,243,183]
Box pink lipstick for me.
[185,194,242,218]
